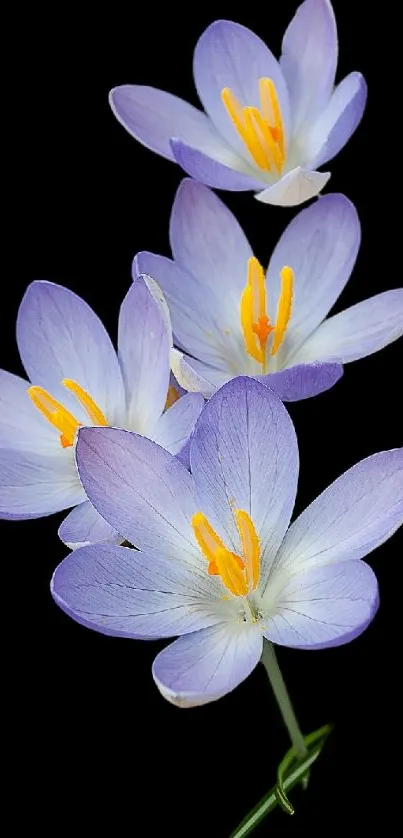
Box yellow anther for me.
[28,379,108,448]
[221,77,285,173]
[62,379,108,426]
[240,257,272,370]
[271,266,294,356]
[191,510,261,598]
[234,509,260,591]
[165,384,180,410]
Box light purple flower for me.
[0,276,203,548]
[134,180,403,402]
[51,377,403,707]
[110,1,367,206]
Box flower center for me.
[191,509,260,598]
[221,77,285,173]
[240,256,294,372]
[28,379,108,448]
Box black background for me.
[5,1,402,834]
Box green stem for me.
[261,640,307,759]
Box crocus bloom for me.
[110,1,367,206]
[51,377,403,707]
[0,276,203,547]
[135,180,403,401]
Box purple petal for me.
[17,281,125,424]
[170,179,253,299]
[0,369,58,452]
[255,166,330,207]
[109,85,232,163]
[275,449,403,574]
[264,560,378,649]
[190,377,298,587]
[151,393,204,455]
[152,623,263,707]
[0,447,84,520]
[257,362,343,401]
[58,500,121,549]
[264,193,360,363]
[76,426,202,567]
[52,543,226,639]
[118,277,171,435]
[170,138,265,191]
[193,20,290,158]
[307,73,367,168]
[280,0,337,133]
[294,290,403,365]
[170,351,228,399]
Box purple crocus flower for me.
[110,1,367,206]
[135,180,403,402]
[0,276,203,548]
[51,377,403,707]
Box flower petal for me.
[190,376,298,586]
[152,623,263,707]
[109,85,232,162]
[264,193,360,363]
[194,20,290,157]
[0,447,84,519]
[292,291,403,364]
[170,350,228,399]
[255,167,330,207]
[274,449,403,575]
[52,543,227,639]
[280,0,337,133]
[264,560,378,649]
[306,73,367,168]
[16,281,125,423]
[76,426,202,567]
[58,500,121,549]
[170,179,253,301]
[170,138,265,191]
[118,277,171,435]
[150,393,204,456]
[0,369,59,453]
[257,362,343,401]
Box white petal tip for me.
[255,169,331,206]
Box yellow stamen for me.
[271,266,294,356]
[240,256,272,370]
[62,379,108,426]
[221,77,285,173]
[234,509,260,591]
[28,379,108,448]
[165,384,180,410]
[191,510,260,598]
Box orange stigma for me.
[240,258,294,368]
[28,379,108,448]
[191,510,260,598]
[221,77,285,173]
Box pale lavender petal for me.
[152,623,263,707]
[118,277,170,435]
[190,376,298,586]
[280,0,337,133]
[170,350,228,399]
[264,193,360,364]
[52,543,227,639]
[171,138,265,191]
[0,447,84,519]
[76,427,203,568]
[293,291,403,364]
[193,20,290,157]
[151,393,204,455]
[307,73,367,168]
[274,450,403,575]
[0,369,58,453]
[109,85,233,162]
[256,362,343,401]
[255,167,330,207]
[170,179,253,300]
[16,281,125,424]
[58,500,121,549]
[264,561,378,649]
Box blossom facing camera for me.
[51,377,403,707]
[0,276,203,548]
[110,1,367,206]
[135,180,403,401]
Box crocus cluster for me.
[1,0,402,714]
